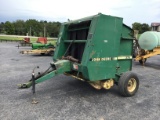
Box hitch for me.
[18,60,71,89]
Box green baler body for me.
[53,13,133,82]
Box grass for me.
[0,35,57,45]
[0,36,25,41]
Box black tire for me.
[118,71,139,97]
[41,53,45,55]
[139,58,147,65]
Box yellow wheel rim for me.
[127,78,137,93]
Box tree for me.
[4,21,15,34]
[25,19,42,36]
[132,22,142,33]
[141,23,151,33]
[39,20,47,37]
[1,19,61,37]
[0,22,5,33]
[44,21,61,37]
[13,20,25,35]
[132,22,150,34]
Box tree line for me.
[132,22,151,34]
[0,19,151,37]
[0,19,61,37]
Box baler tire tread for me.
[118,71,139,97]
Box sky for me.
[0,0,160,27]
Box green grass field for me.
[0,35,57,45]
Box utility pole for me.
[30,27,31,36]
[43,24,46,37]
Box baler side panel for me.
[80,16,99,79]
[116,25,133,75]
[81,16,99,65]
[117,39,133,73]
[85,15,123,81]
[53,25,68,61]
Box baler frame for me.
[135,47,160,65]
[18,13,139,97]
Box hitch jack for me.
[31,66,39,104]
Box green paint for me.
[54,13,133,82]
[19,13,134,88]
[32,43,54,49]
[18,60,71,88]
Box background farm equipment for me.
[18,13,139,97]
[19,37,48,46]
[19,37,32,46]
[134,23,160,65]
[36,37,47,44]
[20,37,55,55]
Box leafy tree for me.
[4,21,15,34]
[0,19,61,37]
[39,20,47,37]
[13,20,25,35]
[45,21,61,37]
[132,22,150,34]
[0,22,5,33]
[132,22,142,33]
[25,19,42,36]
[141,23,151,33]
[39,32,43,37]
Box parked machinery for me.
[134,23,160,65]
[18,13,139,97]
[20,37,55,55]
[36,37,47,44]
[19,37,32,46]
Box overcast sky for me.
[0,0,160,27]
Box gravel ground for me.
[0,42,160,120]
